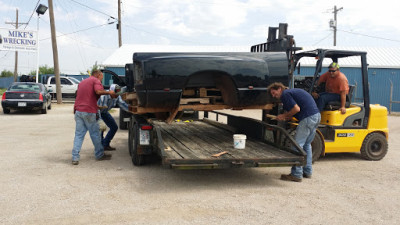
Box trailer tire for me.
[360,132,388,161]
[119,109,128,130]
[129,122,145,166]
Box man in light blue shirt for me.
[97,84,129,150]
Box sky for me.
[1,0,399,75]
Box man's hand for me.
[109,90,117,98]
[311,92,319,99]
[276,114,287,121]
[339,107,346,114]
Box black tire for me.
[128,120,134,156]
[284,128,324,163]
[3,108,10,114]
[360,132,388,161]
[41,103,47,114]
[119,109,129,130]
[129,122,145,166]
[311,131,324,162]
[48,102,52,109]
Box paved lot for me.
[1,104,399,224]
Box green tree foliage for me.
[80,62,99,75]
[1,70,13,77]
[28,65,55,75]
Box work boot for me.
[104,146,116,151]
[280,174,302,182]
[72,161,79,165]
[303,173,312,178]
[96,153,112,161]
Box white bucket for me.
[233,134,247,149]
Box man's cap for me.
[109,84,125,95]
[329,62,340,69]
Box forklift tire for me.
[360,132,388,161]
[284,128,324,163]
[311,131,324,162]
[128,122,145,166]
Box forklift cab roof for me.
[294,49,367,62]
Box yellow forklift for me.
[252,23,388,161]
[292,49,389,161]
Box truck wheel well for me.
[184,70,238,105]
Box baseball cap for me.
[109,84,125,95]
[329,62,340,69]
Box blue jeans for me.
[316,92,340,111]
[291,113,321,179]
[72,111,104,161]
[100,111,118,147]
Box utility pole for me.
[48,0,62,104]
[5,9,28,82]
[330,5,343,46]
[118,0,122,47]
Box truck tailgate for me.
[154,120,304,169]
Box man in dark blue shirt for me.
[268,82,321,182]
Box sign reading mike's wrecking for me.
[0,27,38,52]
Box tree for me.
[1,70,13,77]
[28,65,55,75]
[80,62,99,75]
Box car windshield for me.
[9,84,42,92]
[69,77,80,84]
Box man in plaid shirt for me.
[97,84,129,150]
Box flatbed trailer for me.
[128,111,306,169]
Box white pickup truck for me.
[45,76,80,98]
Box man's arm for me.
[339,90,346,114]
[117,96,130,112]
[277,104,300,121]
[312,73,326,98]
[95,89,116,98]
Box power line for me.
[23,0,40,29]
[312,32,333,46]
[57,0,88,70]
[338,29,400,43]
[68,0,116,20]
[37,17,114,49]
[40,23,114,41]
[124,24,201,44]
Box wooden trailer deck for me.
[153,120,304,169]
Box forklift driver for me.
[312,62,349,114]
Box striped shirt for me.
[97,95,129,114]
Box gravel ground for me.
[1,103,399,225]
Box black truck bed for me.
[154,119,304,169]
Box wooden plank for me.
[175,121,232,158]
[158,125,201,159]
[199,88,220,97]
[157,121,231,159]
[165,107,180,124]
[232,104,274,110]
[123,93,137,101]
[180,98,210,105]
[190,121,292,159]
[178,104,230,111]
[182,89,195,96]
[156,122,215,159]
